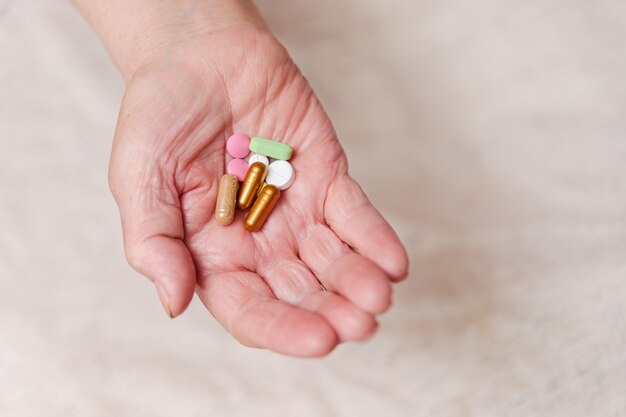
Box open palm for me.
[109,27,408,357]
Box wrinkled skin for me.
[109,26,408,357]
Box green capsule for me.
[249,137,293,161]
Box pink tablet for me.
[227,158,249,181]
[226,134,251,159]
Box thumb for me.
[108,141,196,318]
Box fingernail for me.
[155,282,174,319]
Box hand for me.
[108,26,408,357]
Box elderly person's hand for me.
[74,0,408,357]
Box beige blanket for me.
[1,0,625,415]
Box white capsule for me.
[266,160,295,190]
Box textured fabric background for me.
[1,1,625,416]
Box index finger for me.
[325,175,409,281]
[196,270,338,357]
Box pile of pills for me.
[214,134,295,232]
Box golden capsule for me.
[237,162,267,211]
[244,184,280,232]
[214,174,239,226]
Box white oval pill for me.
[248,153,269,167]
[265,160,295,190]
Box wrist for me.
[73,0,268,81]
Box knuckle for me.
[124,242,148,275]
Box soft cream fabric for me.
[1,1,625,416]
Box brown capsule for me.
[237,162,267,211]
[244,184,280,232]
[214,174,239,226]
